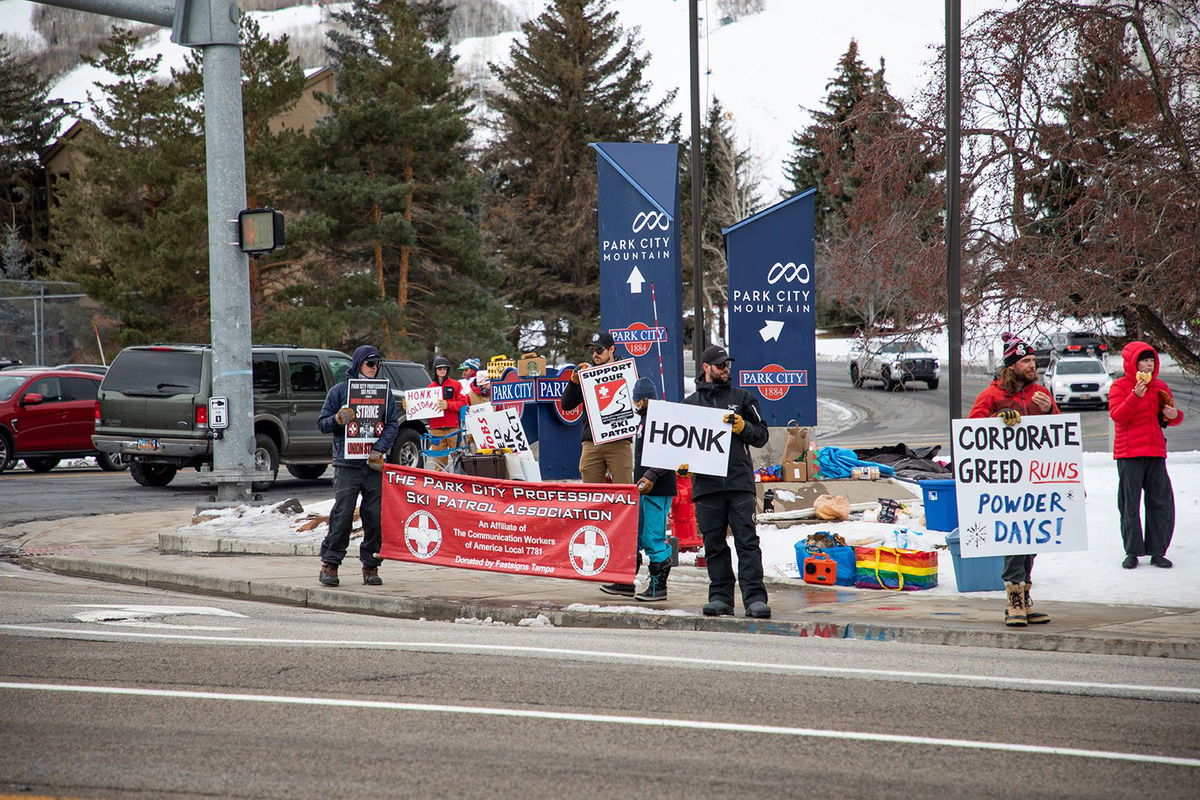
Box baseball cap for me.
[588,331,615,350]
[701,345,733,366]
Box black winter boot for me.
[319,562,339,587]
[601,552,640,596]
[635,561,671,602]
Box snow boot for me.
[1023,581,1049,624]
[601,552,640,596]
[1004,581,1027,627]
[319,562,339,587]
[362,565,382,586]
[635,561,670,602]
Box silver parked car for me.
[849,339,941,391]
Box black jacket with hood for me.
[318,345,400,468]
[683,377,769,498]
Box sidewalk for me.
[4,510,1198,660]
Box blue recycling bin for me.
[919,478,958,532]
[945,528,1006,592]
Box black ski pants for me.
[1117,456,1175,558]
[320,465,383,568]
[695,490,767,607]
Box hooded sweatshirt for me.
[318,345,400,467]
[1109,341,1184,459]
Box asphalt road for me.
[1,568,1197,799]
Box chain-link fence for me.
[0,279,116,368]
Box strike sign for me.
[344,378,389,459]
[640,400,731,477]
[579,359,639,444]
[951,415,1088,557]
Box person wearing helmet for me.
[426,356,467,469]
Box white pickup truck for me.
[849,340,941,391]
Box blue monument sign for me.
[591,142,684,401]
[723,190,817,426]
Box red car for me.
[0,369,127,473]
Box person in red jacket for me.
[1109,342,1183,569]
[426,356,467,469]
[969,332,1059,627]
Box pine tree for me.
[482,0,676,359]
[782,40,872,240]
[283,0,505,361]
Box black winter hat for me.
[1001,333,1033,367]
[632,377,657,402]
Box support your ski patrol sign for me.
[379,465,638,582]
[578,359,639,444]
[951,415,1088,557]
[344,378,390,459]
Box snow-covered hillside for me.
[4,0,1004,196]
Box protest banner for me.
[465,406,531,455]
[951,414,1088,557]
[640,399,731,477]
[379,465,638,582]
[579,358,639,444]
[344,378,389,459]
[402,387,442,421]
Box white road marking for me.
[2,624,1197,700]
[1,681,1197,768]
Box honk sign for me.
[640,400,732,477]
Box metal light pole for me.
[689,0,706,369]
[946,0,964,419]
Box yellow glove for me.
[334,406,355,425]
[724,413,745,434]
[995,408,1021,426]
[676,463,689,476]
[636,477,654,495]
[367,451,385,472]
[571,363,590,383]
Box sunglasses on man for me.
[363,359,380,368]
[588,345,607,354]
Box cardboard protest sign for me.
[465,406,531,455]
[640,399,731,477]
[380,465,638,582]
[344,378,390,459]
[402,387,442,421]
[951,414,1088,557]
[579,359,639,444]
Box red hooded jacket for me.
[968,376,1059,419]
[1109,341,1183,459]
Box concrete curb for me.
[23,555,1197,660]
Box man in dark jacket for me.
[560,331,634,484]
[684,345,771,618]
[317,344,400,587]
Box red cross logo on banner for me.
[404,511,442,559]
[568,525,611,576]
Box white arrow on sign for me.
[759,320,784,342]
[626,266,646,294]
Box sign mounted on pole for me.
[723,190,817,426]
[591,142,684,402]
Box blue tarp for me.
[816,446,897,479]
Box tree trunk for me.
[398,145,414,325]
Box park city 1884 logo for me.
[739,363,808,402]
[611,322,668,358]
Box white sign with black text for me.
[464,406,530,455]
[640,399,731,478]
[579,359,639,444]
[951,415,1088,557]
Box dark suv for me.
[93,346,433,489]
[0,368,126,473]
[1031,331,1110,369]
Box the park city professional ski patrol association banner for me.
[591,142,684,401]
[723,190,817,426]
[379,466,638,582]
[344,378,390,459]
[951,415,1088,557]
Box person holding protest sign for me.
[426,356,468,469]
[458,357,491,406]
[599,377,678,601]
[560,331,634,485]
[317,345,400,587]
[684,345,772,619]
[968,332,1059,627]
[1109,342,1183,570]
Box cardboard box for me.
[783,452,818,482]
[516,354,547,377]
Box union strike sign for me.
[951,415,1088,557]
[344,378,389,459]
[379,465,639,582]
[640,400,731,477]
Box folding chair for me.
[419,406,469,472]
